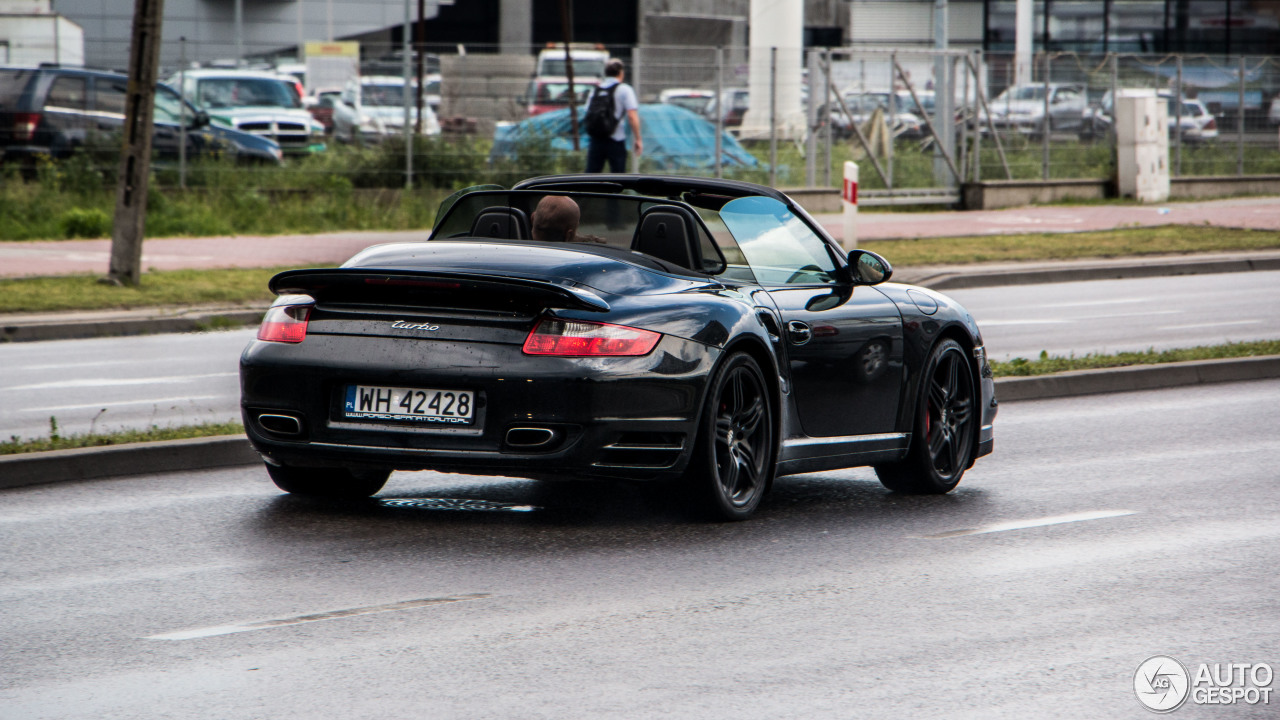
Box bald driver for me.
[530,195,580,243]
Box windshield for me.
[196,77,302,109]
[363,83,412,107]
[533,82,595,105]
[540,59,607,78]
[996,86,1046,102]
[719,196,839,285]
[153,86,197,123]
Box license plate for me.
[343,384,475,425]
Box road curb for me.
[0,436,260,490]
[1,308,265,343]
[3,355,1278,491]
[916,255,1280,291]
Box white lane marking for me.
[12,359,148,372]
[20,395,224,413]
[147,594,491,640]
[1077,310,1182,320]
[914,510,1137,539]
[4,372,236,391]
[1039,297,1154,308]
[1159,319,1264,331]
[972,319,1073,327]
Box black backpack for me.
[584,84,621,139]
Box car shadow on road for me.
[247,467,993,551]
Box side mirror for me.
[845,249,892,285]
[192,110,210,128]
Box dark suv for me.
[0,65,283,168]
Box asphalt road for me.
[2,270,1278,441]
[2,379,1277,718]
[0,329,249,441]
[939,269,1280,361]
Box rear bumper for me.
[240,333,717,481]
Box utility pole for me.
[415,0,425,135]
[106,0,165,287]
[558,0,579,150]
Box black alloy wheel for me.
[688,352,775,521]
[266,463,391,499]
[875,338,976,494]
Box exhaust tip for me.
[505,427,557,448]
[258,413,302,436]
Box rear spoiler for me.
[269,268,610,313]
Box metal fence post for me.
[888,51,896,189]
[178,36,186,190]
[1111,53,1118,156]
[806,48,817,187]
[1175,54,1183,177]
[972,51,982,183]
[769,46,777,188]
[631,46,642,173]
[823,48,832,187]
[1042,52,1050,181]
[957,56,968,185]
[402,0,413,190]
[1238,55,1246,176]
[715,46,724,179]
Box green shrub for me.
[58,207,111,238]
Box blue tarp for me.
[491,103,759,171]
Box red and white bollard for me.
[841,160,858,251]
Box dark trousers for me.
[586,137,627,173]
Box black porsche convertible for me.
[240,174,995,520]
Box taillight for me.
[14,112,40,142]
[257,304,312,343]
[1204,117,1217,130]
[522,318,660,357]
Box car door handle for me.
[787,320,812,346]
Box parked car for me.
[535,46,609,79]
[0,65,282,168]
[659,88,715,114]
[305,89,341,134]
[240,174,996,520]
[331,76,441,144]
[1084,90,1219,143]
[703,87,750,128]
[166,68,326,155]
[984,83,1087,137]
[821,91,927,140]
[522,77,598,117]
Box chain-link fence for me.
[5,37,1280,198]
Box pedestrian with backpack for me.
[584,59,642,173]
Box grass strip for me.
[1,421,244,456]
[861,225,1280,267]
[0,226,1277,315]
[0,267,292,314]
[990,340,1280,377]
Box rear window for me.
[0,69,35,109]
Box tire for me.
[685,352,776,521]
[265,463,390,499]
[875,338,976,494]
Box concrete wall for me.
[439,53,535,131]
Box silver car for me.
[332,76,441,144]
